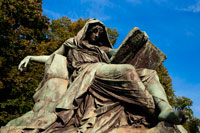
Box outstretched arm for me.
[18,55,49,71]
[18,44,67,71]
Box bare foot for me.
[158,109,186,125]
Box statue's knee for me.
[148,69,160,81]
[152,70,159,78]
[121,64,138,78]
[151,70,158,75]
[123,64,135,72]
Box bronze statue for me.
[1,19,186,133]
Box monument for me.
[1,19,187,133]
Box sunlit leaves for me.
[156,64,176,107]
[0,0,49,126]
[107,27,119,46]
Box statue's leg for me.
[137,68,186,125]
[96,64,155,114]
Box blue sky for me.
[42,0,200,118]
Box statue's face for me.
[88,25,103,43]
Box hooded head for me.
[75,19,113,48]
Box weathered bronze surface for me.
[1,19,186,133]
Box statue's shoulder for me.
[63,38,78,49]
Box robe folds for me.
[51,40,156,132]
[1,19,158,133]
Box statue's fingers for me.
[19,67,23,72]
[18,62,23,71]
[18,62,23,70]
[24,60,29,68]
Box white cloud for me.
[126,0,168,5]
[126,0,142,5]
[81,0,115,7]
[43,9,79,22]
[66,11,79,22]
[43,9,63,19]
[85,8,111,21]
[176,0,200,13]
[154,0,167,4]
[185,30,195,37]
[80,0,115,21]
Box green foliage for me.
[48,17,89,47]
[0,0,49,126]
[50,17,72,40]
[107,27,119,46]
[156,64,200,132]
[175,96,200,132]
[156,64,176,107]
[175,96,193,119]
[187,118,200,133]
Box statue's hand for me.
[18,56,32,71]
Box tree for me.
[155,63,200,133]
[156,64,176,107]
[107,27,119,45]
[187,118,200,133]
[0,0,49,125]
[156,64,200,132]
[175,96,193,119]
[174,96,200,132]
[47,17,89,53]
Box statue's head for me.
[87,24,103,44]
[76,19,112,48]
